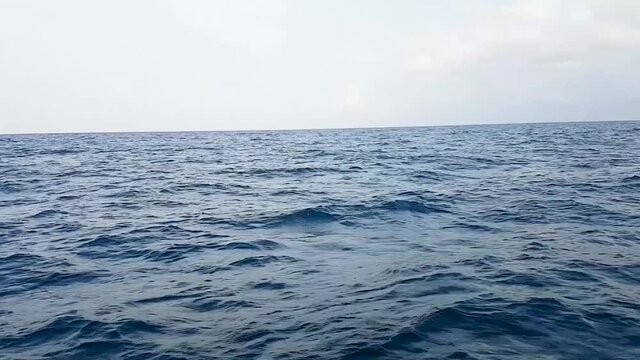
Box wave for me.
[480,198,635,225]
[442,222,498,232]
[0,181,22,193]
[258,198,451,228]
[228,255,298,267]
[78,243,215,263]
[622,175,640,183]
[1,266,108,297]
[345,296,620,359]
[264,207,341,227]
[77,230,284,263]
[185,298,258,312]
[1,314,164,358]
[565,260,640,285]
[41,148,85,155]
[28,209,69,219]
[379,199,451,214]
[252,281,288,290]
[217,239,284,251]
[215,166,355,176]
[78,234,131,248]
[492,269,560,287]
[102,189,148,198]
[168,182,228,192]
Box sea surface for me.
[1,121,639,360]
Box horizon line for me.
[1,119,638,136]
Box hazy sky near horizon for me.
[1,0,640,133]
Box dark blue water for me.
[1,122,639,359]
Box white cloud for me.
[373,0,639,124]
[0,0,638,133]
[407,0,640,73]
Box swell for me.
[0,253,108,297]
[346,296,639,359]
[0,314,165,359]
[76,231,286,263]
[256,196,452,228]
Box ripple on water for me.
[1,122,639,359]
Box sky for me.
[1,0,639,134]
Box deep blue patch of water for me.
[1,122,639,359]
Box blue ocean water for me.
[0,121,639,359]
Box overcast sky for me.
[1,0,639,133]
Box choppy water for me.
[1,121,639,359]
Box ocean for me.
[1,121,639,359]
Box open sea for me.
[1,121,639,360]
